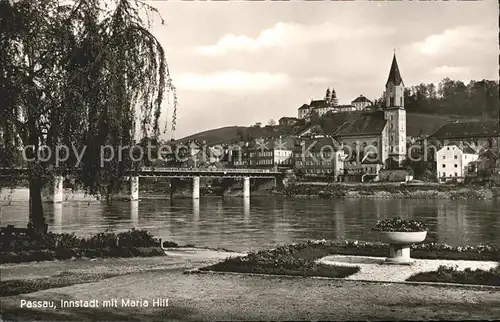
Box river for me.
[1,189,499,252]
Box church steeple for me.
[383,52,406,169]
[385,53,403,87]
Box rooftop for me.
[334,111,387,137]
[430,120,500,139]
[351,95,372,103]
[386,53,403,87]
[295,136,341,152]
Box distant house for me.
[247,137,295,169]
[429,120,500,153]
[476,149,500,174]
[309,99,331,117]
[278,117,299,126]
[331,104,357,113]
[298,124,324,138]
[227,141,249,168]
[298,104,310,119]
[435,144,479,183]
[351,95,372,111]
[340,147,383,182]
[293,136,344,180]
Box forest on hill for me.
[373,78,499,119]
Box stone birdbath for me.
[372,217,428,265]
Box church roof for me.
[386,54,403,87]
[334,111,387,137]
[310,99,328,108]
[351,95,371,103]
[298,104,310,110]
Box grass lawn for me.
[407,265,500,286]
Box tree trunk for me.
[29,178,47,234]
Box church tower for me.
[384,53,406,168]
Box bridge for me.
[0,167,283,201]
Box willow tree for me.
[0,0,176,233]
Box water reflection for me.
[53,203,63,234]
[130,201,139,227]
[243,198,250,224]
[1,197,499,252]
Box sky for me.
[144,0,498,140]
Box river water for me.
[1,189,499,252]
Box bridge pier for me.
[130,176,139,201]
[192,176,200,199]
[243,177,250,198]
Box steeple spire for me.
[386,53,403,87]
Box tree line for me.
[373,78,499,118]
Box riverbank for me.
[281,183,500,199]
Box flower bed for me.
[372,217,427,232]
[407,265,500,286]
[199,240,500,276]
[0,229,177,264]
[199,241,360,278]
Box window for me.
[390,97,394,106]
[454,164,457,168]
[447,147,450,150]
[454,155,458,159]
[454,172,457,177]
[442,164,446,168]
[442,156,445,160]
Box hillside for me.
[178,113,484,145]
[177,126,246,144]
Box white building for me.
[436,144,479,183]
[297,104,310,119]
[351,95,372,111]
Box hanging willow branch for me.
[0,0,176,228]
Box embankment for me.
[280,183,499,200]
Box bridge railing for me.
[0,167,281,174]
[139,167,279,173]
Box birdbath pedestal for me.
[380,231,427,265]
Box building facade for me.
[351,95,372,110]
[293,137,344,179]
[435,144,478,183]
[247,137,295,169]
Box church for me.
[334,53,407,180]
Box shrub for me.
[372,217,427,232]
[408,264,500,286]
[84,232,119,249]
[116,229,159,247]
